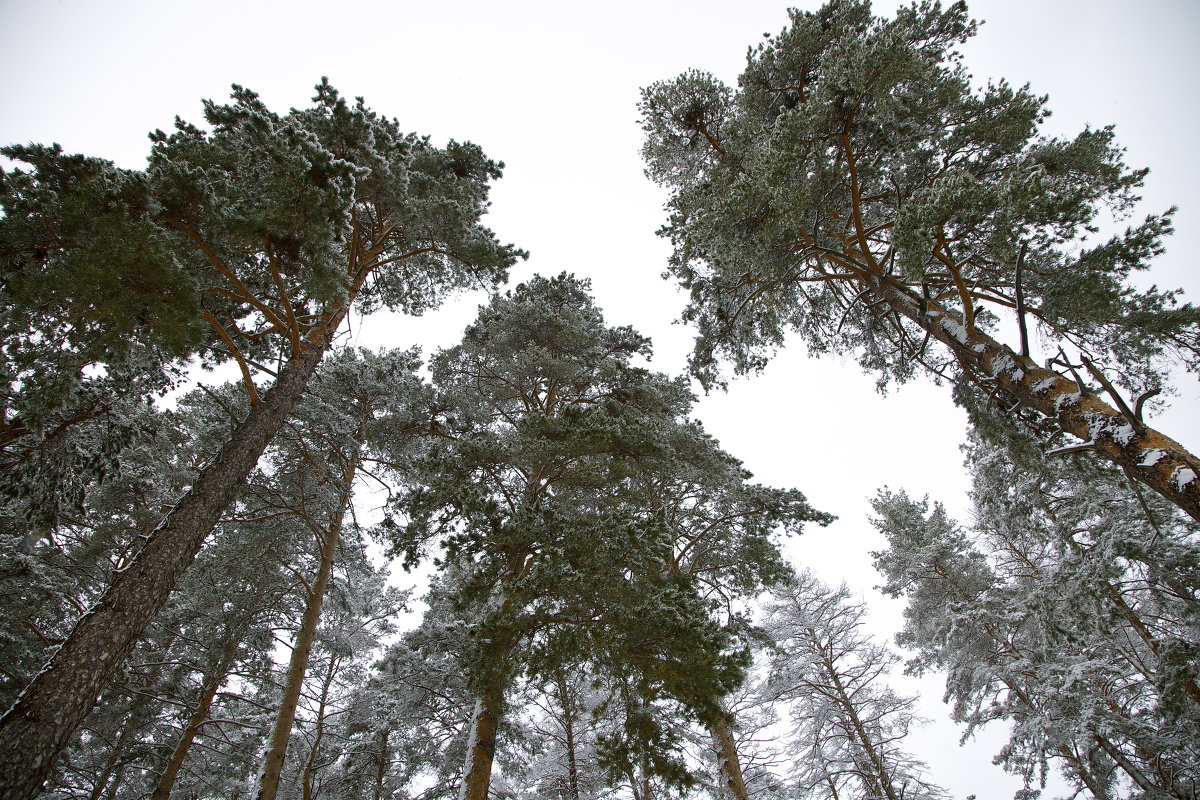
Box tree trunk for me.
[930,561,1171,798]
[150,617,249,800]
[372,729,390,800]
[149,658,230,800]
[548,670,583,800]
[255,459,356,800]
[1065,742,1112,800]
[870,273,1200,521]
[808,630,901,800]
[86,630,181,800]
[0,316,339,800]
[458,690,502,800]
[86,712,139,800]
[298,656,338,800]
[710,714,749,800]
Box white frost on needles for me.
[1111,423,1136,446]
[938,315,969,344]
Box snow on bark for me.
[710,715,750,800]
[458,692,501,800]
[879,277,1200,521]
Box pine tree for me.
[0,80,521,798]
[310,570,484,800]
[251,348,425,800]
[871,471,1199,799]
[632,419,831,800]
[0,398,193,711]
[639,0,1200,519]
[390,274,766,800]
[500,668,610,800]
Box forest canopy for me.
[0,2,1197,800]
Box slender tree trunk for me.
[710,714,750,800]
[457,553,527,800]
[0,315,340,800]
[300,655,339,800]
[255,456,357,800]
[100,766,127,800]
[808,632,901,800]
[931,560,1174,799]
[1091,733,1186,800]
[87,713,139,800]
[150,650,238,800]
[86,630,181,800]
[458,689,502,800]
[870,273,1200,521]
[552,671,582,800]
[1064,742,1112,800]
[372,729,390,800]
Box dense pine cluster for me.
[1,2,1197,799]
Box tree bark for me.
[458,690,502,800]
[86,711,139,800]
[300,655,339,800]
[0,317,339,800]
[372,729,390,800]
[255,456,357,800]
[557,678,582,800]
[805,628,901,800]
[710,714,750,800]
[149,657,231,800]
[869,273,1200,521]
[929,560,1172,798]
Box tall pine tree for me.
[0,80,521,797]
[639,0,1200,519]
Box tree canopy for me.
[1,3,1198,799]
[640,0,1200,518]
[0,80,521,798]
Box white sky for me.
[2,1,1197,797]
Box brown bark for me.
[255,454,357,800]
[86,713,139,800]
[372,729,390,800]
[804,627,901,800]
[300,655,339,800]
[710,714,750,800]
[458,691,502,800]
[552,671,583,800]
[0,317,339,800]
[149,658,230,800]
[83,630,181,800]
[867,272,1200,521]
[928,561,1163,797]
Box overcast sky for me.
[3,1,1197,796]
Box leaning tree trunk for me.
[372,729,391,800]
[0,313,343,800]
[867,272,1200,521]
[84,632,178,800]
[457,555,525,800]
[927,559,1179,798]
[710,713,750,800]
[299,655,340,800]
[255,451,358,800]
[149,650,237,800]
